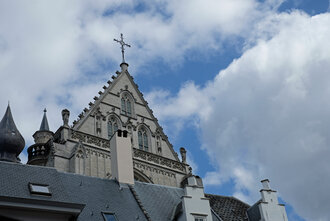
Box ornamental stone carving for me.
[133,161,176,178]
[180,147,187,163]
[133,148,184,172]
[61,109,70,127]
[71,131,110,149]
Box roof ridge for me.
[128,184,152,221]
[211,208,224,221]
[206,193,251,207]
[205,193,230,198]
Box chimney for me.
[261,179,271,190]
[110,129,134,185]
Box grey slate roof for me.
[131,182,234,221]
[132,182,184,221]
[206,194,250,221]
[246,201,261,221]
[0,161,74,203]
[0,161,251,221]
[0,161,147,221]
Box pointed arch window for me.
[138,127,149,151]
[121,94,132,116]
[127,100,132,115]
[121,98,126,113]
[108,117,119,139]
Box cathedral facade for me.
[27,62,190,188]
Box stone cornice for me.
[70,130,110,150]
[133,148,187,174]
[133,161,176,179]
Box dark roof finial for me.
[0,104,25,162]
[39,108,50,131]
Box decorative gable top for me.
[70,65,180,161]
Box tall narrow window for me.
[138,131,143,149]
[127,100,131,116]
[138,127,149,151]
[143,133,148,151]
[121,98,126,114]
[121,93,133,116]
[108,121,113,137]
[108,117,119,139]
[113,122,118,133]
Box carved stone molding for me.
[133,148,185,172]
[133,161,176,178]
[71,131,110,149]
[85,148,110,159]
[90,107,106,121]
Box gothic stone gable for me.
[55,67,189,187]
[72,69,179,161]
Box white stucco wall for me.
[181,177,213,221]
[259,190,288,221]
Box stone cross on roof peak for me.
[114,33,131,64]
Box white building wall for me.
[259,194,288,221]
[257,179,288,221]
[181,176,213,221]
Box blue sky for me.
[1,0,330,220]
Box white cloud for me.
[186,151,199,174]
[167,0,259,36]
[0,0,267,145]
[1,1,329,220]
[146,82,212,120]
[203,171,224,186]
[148,11,330,221]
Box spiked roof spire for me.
[39,108,50,131]
[0,104,25,162]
